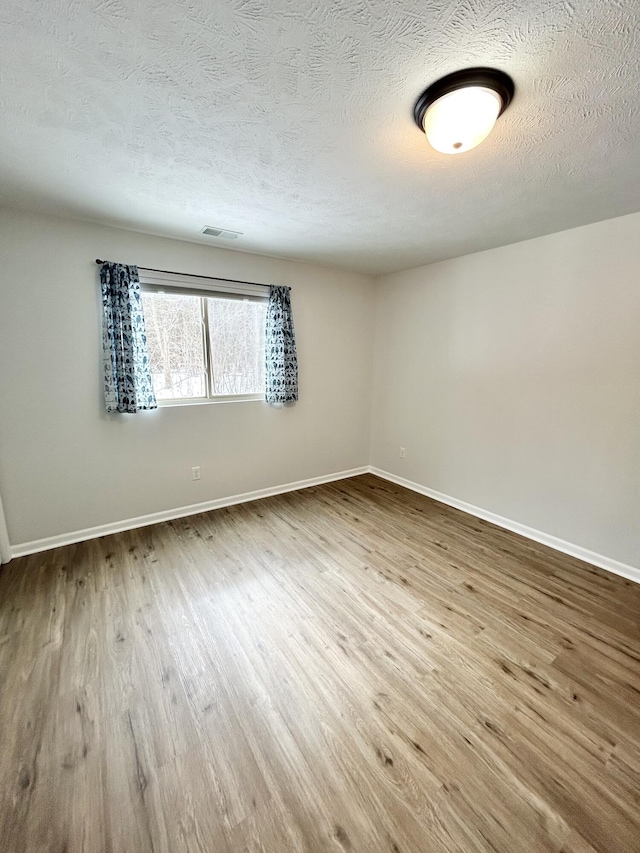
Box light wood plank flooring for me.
[1,474,639,852]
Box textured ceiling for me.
[1,0,639,274]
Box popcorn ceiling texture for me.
[0,0,639,274]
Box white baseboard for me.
[10,467,369,559]
[369,467,640,586]
[10,465,640,587]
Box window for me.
[140,274,268,404]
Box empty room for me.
[1,1,639,851]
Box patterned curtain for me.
[265,285,298,404]
[100,262,157,413]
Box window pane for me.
[141,292,206,399]
[207,298,266,396]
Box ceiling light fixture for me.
[413,67,514,155]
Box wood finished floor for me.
[1,474,639,853]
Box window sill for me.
[157,395,265,408]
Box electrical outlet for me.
[399,447,406,459]
[192,466,201,481]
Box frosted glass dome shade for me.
[422,86,503,154]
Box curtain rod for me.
[95,260,270,289]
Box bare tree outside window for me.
[207,298,265,396]
[141,290,266,402]
[142,293,206,399]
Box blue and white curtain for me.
[265,285,298,404]
[100,262,157,413]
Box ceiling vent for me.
[201,226,242,240]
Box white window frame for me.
[140,270,270,406]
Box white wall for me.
[0,208,374,547]
[371,212,640,569]
[0,492,10,563]
[2,207,638,571]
